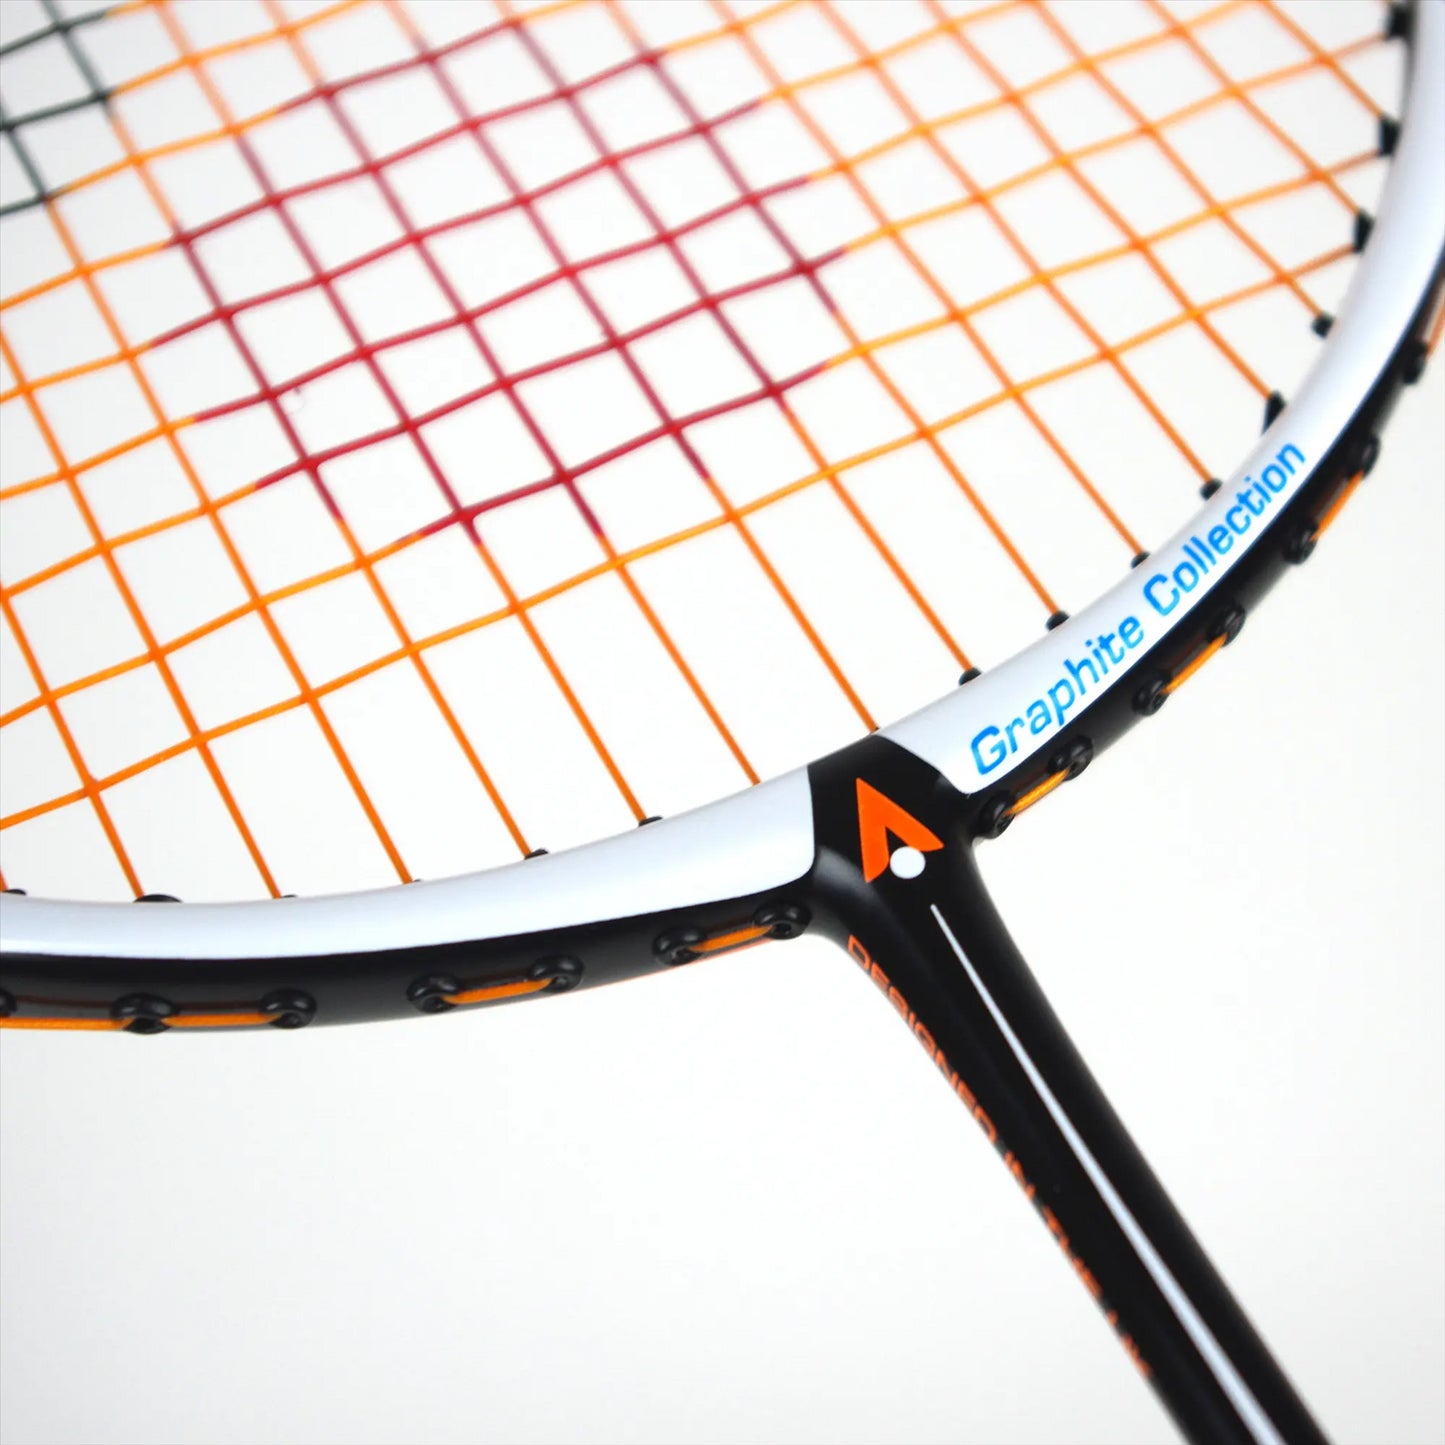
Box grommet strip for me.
[444,977,553,1007]
[1005,738,1095,821]
[656,903,809,966]
[1162,606,1246,698]
[407,958,581,1014]
[0,992,315,1032]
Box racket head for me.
[0,0,1441,1026]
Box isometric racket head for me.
[0,0,1440,1026]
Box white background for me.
[1,366,1440,1445]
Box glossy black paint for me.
[0,877,812,1029]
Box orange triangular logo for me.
[855,778,943,882]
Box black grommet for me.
[1402,339,1427,385]
[1378,115,1401,156]
[532,956,582,991]
[1129,551,1149,569]
[1386,2,1410,41]
[1311,313,1334,338]
[655,926,705,966]
[1283,524,1317,565]
[755,902,809,939]
[0,988,15,1017]
[135,893,180,903]
[1199,478,1222,500]
[261,989,316,1028]
[524,848,549,859]
[975,795,1014,840]
[1262,392,1285,429]
[407,974,460,1014]
[638,815,662,826]
[958,667,982,685]
[1133,675,1169,716]
[1353,433,1381,477]
[1352,210,1374,252]
[1044,610,1069,631]
[112,994,174,1034]
[1215,605,1246,644]
[1050,737,1094,780]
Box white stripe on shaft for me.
[930,905,1285,1445]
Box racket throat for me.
[803,735,1325,1445]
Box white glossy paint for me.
[0,770,814,961]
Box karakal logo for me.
[855,779,942,882]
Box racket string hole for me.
[958,667,982,685]
[1262,392,1286,429]
[1402,339,1427,385]
[1216,606,1246,646]
[755,902,808,940]
[1284,525,1317,565]
[1133,675,1169,716]
[1044,610,1069,631]
[655,926,704,966]
[1354,434,1382,476]
[0,989,14,1018]
[111,994,174,1034]
[407,975,460,1013]
[975,795,1015,839]
[261,989,316,1028]
[1052,738,1094,781]
[533,956,582,992]
[134,893,180,903]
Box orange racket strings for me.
[0,0,1391,899]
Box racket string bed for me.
[0,0,1400,907]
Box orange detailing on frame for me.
[688,922,775,956]
[443,977,553,1007]
[1160,634,1230,697]
[0,1009,274,1032]
[1429,298,1445,358]
[855,780,943,883]
[1005,767,1072,819]
[1307,470,1367,545]
[0,1016,127,1032]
